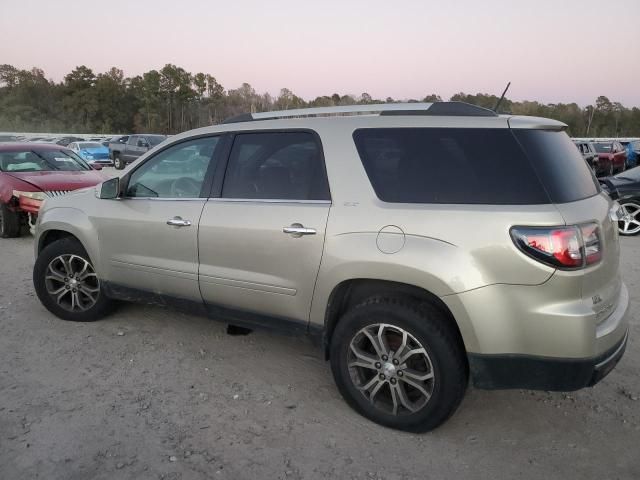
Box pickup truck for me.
[109,134,166,170]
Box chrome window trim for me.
[122,197,207,202]
[207,198,331,205]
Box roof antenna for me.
[493,81,511,113]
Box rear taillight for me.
[510,223,602,270]
[580,223,602,265]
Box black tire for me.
[33,237,114,321]
[113,154,124,170]
[330,297,468,432]
[0,203,21,238]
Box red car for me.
[593,141,628,175]
[0,143,106,237]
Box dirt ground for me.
[0,233,638,480]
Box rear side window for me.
[512,130,599,203]
[353,128,549,204]
[222,132,330,201]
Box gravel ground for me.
[0,233,638,480]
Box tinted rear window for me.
[593,143,612,153]
[512,130,599,203]
[353,128,549,204]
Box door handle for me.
[283,223,316,237]
[167,216,192,227]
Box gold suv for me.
[33,102,630,432]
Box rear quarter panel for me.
[308,119,567,345]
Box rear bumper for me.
[468,328,628,390]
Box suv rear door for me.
[198,130,331,329]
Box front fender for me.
[35,207,101,275]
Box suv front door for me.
[198,131,331,329]
[95,136,222,301]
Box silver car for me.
[33,102,629,432]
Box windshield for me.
[0,150,91,172]
[78,142,103,149]
[146,136,166,146]
[593,143,613,153]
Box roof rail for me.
[221,101,497,124]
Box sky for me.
[1,0,639,106]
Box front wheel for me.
[113,154,124,170]
[33,237,114,321]
[618,202,640,236]
[330,297,468,432]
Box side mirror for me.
[99,177,120,199]
[92,163,103,171]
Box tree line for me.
[0,63,638,137]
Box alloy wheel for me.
[44,254,100,312]
[348,323,435,416]
[619,203,640,235]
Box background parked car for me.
[55,136,85,146]
[102,135,128,148]
[0,135,18,142]
[68,141,113,167]
[600,166,640,235]
[109,134,166,169]
[0,143,105,237]
[593,141,627,174]
[574,141,602,175]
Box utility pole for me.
[586,106,595,136]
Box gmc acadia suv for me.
[32,102,629,432]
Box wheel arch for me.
[321,278,468,360]
[38,229,81,254]
[36,207,101,273]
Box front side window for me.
[222,132,330,201]
[126,137,220,198]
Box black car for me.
[600,166,640,235]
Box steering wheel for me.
[170,177,201,198]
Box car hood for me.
[5,170,106,192]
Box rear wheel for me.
[113,154,124,170]
[0,203,21,238]
[330,297,468,432]
[33,237,114,321]
[618,202,640,236]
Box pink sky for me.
[2,0,639,106]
